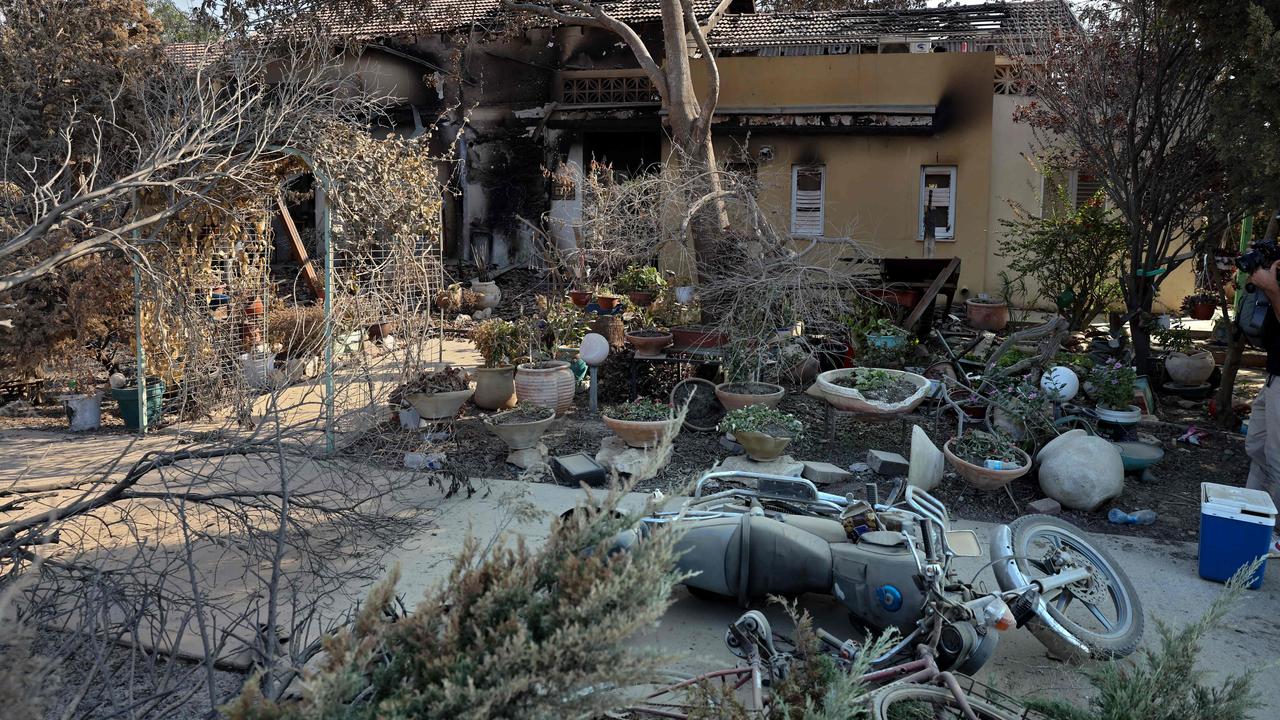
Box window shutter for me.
[791,166,825,236]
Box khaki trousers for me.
[1245,377,1280,513]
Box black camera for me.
[1235,238,1280,274]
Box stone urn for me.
[470,280,501,309]
[485,407,555,468]
[1165,350,1215,386]
[1037,433,1124,511]
[473,366,518,410]
[515,360,576,414]
[714,382,785,412]
[734,430,792,462]
[626,329,673,358]
[407,388,474,420]
[943,439,1031,491]
[601,414,681,448]
[965,298,1009,332]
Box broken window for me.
[791,164,825,237]
[920,166,956,240]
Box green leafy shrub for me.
[472,318,525,367]
[718,404,804,440]
[614,264,666,294]
[604,398,672,422]
[1090,360,1137,410]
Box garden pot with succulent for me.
[816,367,930,415]
[626,328,673,357]
[1089,360,1140,423]
[717,405,804,462]
[1181,292,1216,321]
[602,398,680,448]
[396,366,473,420]
[515,360,576,414]
[714,381,785,412]
[943,429,1031,490]
[615,264,667,307]
[472,318,526,410]
[594,287,622,311]
[1155,323,1214,386]
[485,404,556,468]
[965,294,1009,332]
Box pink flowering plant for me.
[1089,360,1137,411]
[990,375,1055,435]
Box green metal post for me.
[320,184,335,454]
[1235,216,1254,315]
[133,262,147,435]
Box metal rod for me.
[133,261,147,436]
[319,183,334,454]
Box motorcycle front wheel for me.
[1007,514,1144,661]
[868,684,1024,720]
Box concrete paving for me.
[401,479,1280,713]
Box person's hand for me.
[1250,259,1280,293]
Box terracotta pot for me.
[471,280,501,309]
[1165,350,1215,386]
[601,414,680,448]
[407,388,474,420]
[627,290,656,307]
[244,298,265,317]
[626,330,673,358]
[965,299,1009,332]
[515,360,576,414]
[474,366,518,410]
[485,408,555,451]
[367,320,398,341]
[943,439,1031,491]
[867,287,921,307]
[1188,302,1215,321]
[714,382,785,411]
[948,389,988,419]
[596,294,621,311]
[568,290,593,308]
[671,325,728,350]
[735,430,792,462]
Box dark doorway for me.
[582,132,661,179]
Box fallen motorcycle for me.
[626,471,1143,674]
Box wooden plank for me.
[276,194,323,300]
[903,256,961,330]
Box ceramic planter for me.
[474,366,518,410]
[627,290,656,307]
[815,368,930,416]
[407,388,474,420]
[674,286,696,304]
[486,408,556,467]
[601,414,680,448]
[965,299,1009,332]
[626,330,673,358]
[1165,350,1215,386]
[471,280,501,309]
[734,430,793,462]
[568,290,593,307]
[64,393,102,432]
[943,439,1031,491]
[1095,404,1142,424]
[671,326,728,350]
[595,294,621,311]
[515,360,576,414]
[714,382,785,411]
[1188,302,1215,321]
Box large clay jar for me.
[474,366,517,410]
[515,360,576,414]
[965,298,1009,332]
[1165,350,1215,386]
[471,280,501,309]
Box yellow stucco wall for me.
[693,53,995,294]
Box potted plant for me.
[816,366,930,415]
[987,378,1055,441]
[602,398,680,448]
[965,293,1009,332]
[63,377,103,432]
[515,359,576,414]
[1089,360,1140,424]
[484,403,556,468]
[594,285,622,311]
[776,339,818,386]
[1155,323,1215,386]
[394,366,473,420]
[112,375,166,430]
[943,429,1031,490]
[539,297,591,383]
[1181,292,1217,321]
[717,405,804,462]
[614,264,667,307]
[472,318,526,410]
[715,342,785,410]
[567,288,593,308]
[470,261,501,310]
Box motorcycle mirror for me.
[946,529,982,557]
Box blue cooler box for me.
[1199,483,1276,589]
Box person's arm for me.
[1250,259,1280,323]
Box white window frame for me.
[919,165,957,241]
[790,164,826,237]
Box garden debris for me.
[1108,508,1157,525]
[0,399,37,417]
[595,436,672,481]
[1026,498,1062,516]
[907,425,944,492]
[404,452,445,471]
[801,460,851,485]
[1178,426,1209,445]
[866,449,909,476]
[848,461,871,474]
